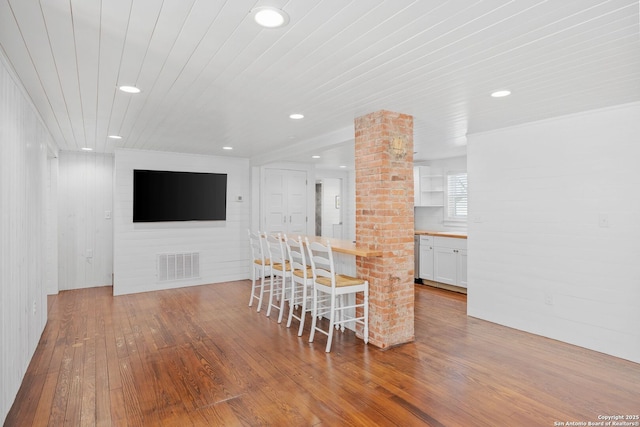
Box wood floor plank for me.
[6,281,640,426]
[108,387,128,427]
[47,332,75,425]
[94,289,113,427]
[117,357,145,427]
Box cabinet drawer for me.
[419,235,433,245]
[434,236,467,250]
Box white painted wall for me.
[58,152,114,290]
[0,55,51,424]
[467,102,640,363]
[414,155,467,231]
[113,149,251,295]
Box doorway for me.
[315,178,342,238]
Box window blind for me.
[447,173,468,219]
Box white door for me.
[434,247,456,285]
[264,169,307,234]
[287,170,307,234]
[264,169,287,233]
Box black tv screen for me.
[133,169,227,222]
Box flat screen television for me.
[133,169,227,222]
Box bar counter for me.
[297,235,382,258]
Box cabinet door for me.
[457,249,467,288]
[434,247,456,285]
[419,245,434,280]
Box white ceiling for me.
[1,0,639,168]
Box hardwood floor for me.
[5,282,640,426]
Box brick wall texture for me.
[354,110,415,349]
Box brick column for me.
[355,110,415,349]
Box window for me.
[446,172,468,221]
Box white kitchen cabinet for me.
[458,249,467,287]
[419,235,434,280]
[433,236,467,288]
[414,166,444,207]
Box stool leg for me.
[363,288,369,344]
[325,293,337,353]
[248,264,256,307]
[257,268,267,312]
[296,282,308,337]
[265,274,275,317]
[309,286,318,343]
[286,278,296,328]
[277,275,287,324]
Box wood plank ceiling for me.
[1,0,639,166]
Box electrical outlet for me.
[544,293,553,306]
[86,249,93,258]
[32,300,37,315]
[105,210,111,219]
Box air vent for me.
[157,252,200,282]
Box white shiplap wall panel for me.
[113,149,251,295]
[45,157,59,295]
[467,102,640,364]
[0,53,50,424]
[57,152,114,290]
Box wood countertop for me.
[414,230,467,239]
[300,235,383,257]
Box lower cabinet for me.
[458,249,467,288]
[418,236,434,281]
[432,236,467,288]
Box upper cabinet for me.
[414,166,444,207]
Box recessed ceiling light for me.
[312,155,320,159]
[222,146,233,150]
[108,135,122,139]
[251,6,290,28]
[119,85,141,94]
[81,147,93,151]
[339,165,347,168]
[289,113,304,120]
[491,90,511,98]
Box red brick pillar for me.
[355,110,415,349]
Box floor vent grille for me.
[157,252,200,282]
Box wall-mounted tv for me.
[133,169,227,222]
